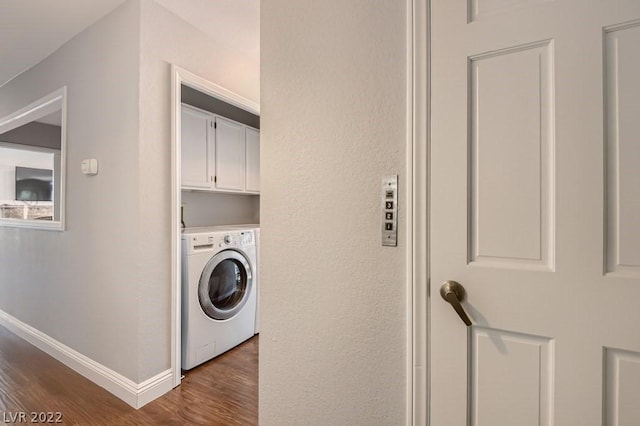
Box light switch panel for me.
[81,159,98,175]
[382,175,398,246]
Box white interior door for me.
[430,1,640,424]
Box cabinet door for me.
[214,116,245,191]
[245,127,260,192]
[181,105,212,189]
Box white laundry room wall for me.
[181,191,260,228]
[137,0,260,381]
[260,1,409,424]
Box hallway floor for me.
[0,325,258,425]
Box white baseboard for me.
[0,309,174,409]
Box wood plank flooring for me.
[0,325,257,425]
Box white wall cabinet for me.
[245,127,260,192]
[181,104,259,194]
[214,116,245,191]
[181,105,212,189]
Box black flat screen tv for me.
[15,167,53,201]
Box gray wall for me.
[260,1,408,424]
[1,122,61,150]
[0,0,261,387]
[182,85,260,129]
[0,0,141,380]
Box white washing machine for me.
[226,224,260,333]
[181,226,257,370]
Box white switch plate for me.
[81,159,98,175]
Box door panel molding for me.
[468,40,555,271]
[470,327,554,426]
[604,20,640,277]
[604,347,640,424]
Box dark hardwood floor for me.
[0,325,257,425]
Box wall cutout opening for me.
[0,88,66,230]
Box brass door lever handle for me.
[440,281,472,326]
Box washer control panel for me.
[381,175,398,247]
[186,230,255,254]
[222,231,254,247]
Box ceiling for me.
[0,0,259,89]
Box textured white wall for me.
[260,1,408,424]
[0,1,141,380]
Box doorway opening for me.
[170,66,261,393]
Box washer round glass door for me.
[198,249,253,320]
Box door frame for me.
[170,65,260,388]
[170,3,430,417]
[408,0,430,424]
